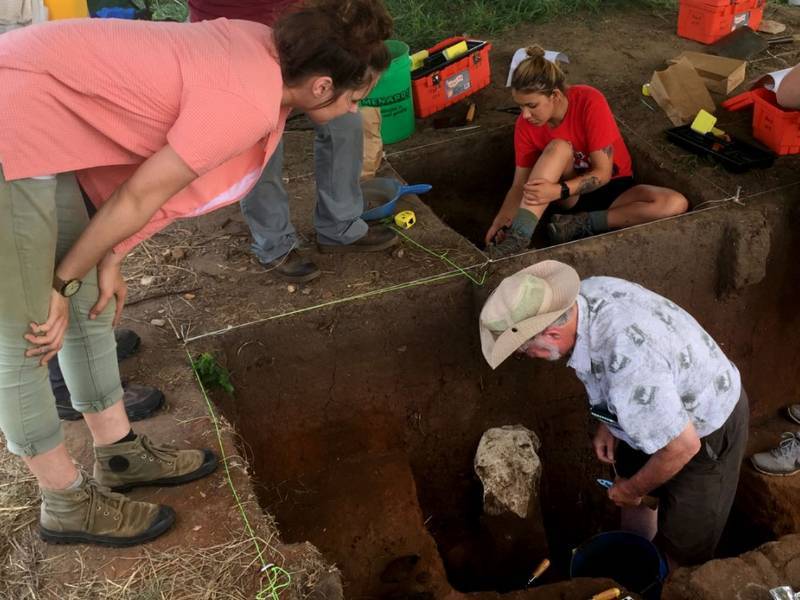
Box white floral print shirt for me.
[567,277,741,454]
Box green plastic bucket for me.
[361,40,415,144]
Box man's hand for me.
[25,289,70,366]
[90,252,127,326]
[485,208,516,246]
[593,423,618,464]
[608,477,642,507]
[522,179,561,207]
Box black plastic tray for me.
[665,125,775,173]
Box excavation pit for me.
[388,125,708,251]
[202,177,800,597]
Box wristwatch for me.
[559,181,571,201]
[53,274,82,297]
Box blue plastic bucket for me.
[570,531,668,600]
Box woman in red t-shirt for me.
[487,46,688,257]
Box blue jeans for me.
[240,111,367,263]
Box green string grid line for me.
[389,224,487,286]
[188,349,292,600]
[184,265,486,344]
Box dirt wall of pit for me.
[208,191,800,598]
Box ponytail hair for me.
[274,0,393,94]
[511,45,566,96]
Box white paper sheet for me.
[506,47,570,87]
[752,67,793,92]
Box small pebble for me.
[184,293,196,300]
[140,275,155,286]
[171,248,186,260]
[301,287,311,295]
[287,284,297,293]
[392,248,405,259]
[150,318,166,327]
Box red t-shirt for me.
[188,0,297,26]
[514,85,633,179]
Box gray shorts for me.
[617,388,749,565]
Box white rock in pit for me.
[474,425,542,519]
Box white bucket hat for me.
[479,260,580,369]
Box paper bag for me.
[669,52,746,95]
[649,58,716,126]
[360,107,383,179]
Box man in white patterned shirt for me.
[479,260,748,566]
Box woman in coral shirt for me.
[0,0,391,547]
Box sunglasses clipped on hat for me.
[479,260,580,369]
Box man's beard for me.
[532,338,562,361]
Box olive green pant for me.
[0,166,122,457]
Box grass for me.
[385,0,679,49]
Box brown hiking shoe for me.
[260,249,320,283]
[39,475,174,547]
[317,225,398,254]
[94,434,218,493]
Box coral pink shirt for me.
[0,18,288,254]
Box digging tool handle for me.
[591,588,621,600]
[526,558,550,586]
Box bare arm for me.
[55,145,197,282]
[564,144,614,197]
[626,422,701,496]
[521,145,615,208]
[777,64,800,109]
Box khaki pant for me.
[0,166,122,457]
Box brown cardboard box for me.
[669,52,747,95]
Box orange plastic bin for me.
[677,0,764,44]
[723,88,800,155]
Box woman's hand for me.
[485,208,516,246]
[25,290,70,366]
[593,423,618,464]
[91,252,127,326]
[522,179,561,207]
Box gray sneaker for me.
[787,405,800,426]
[751,432,800,476]
[487,229,531,259]
[547,213,594,244]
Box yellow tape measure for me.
[394,210,416,229]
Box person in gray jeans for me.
[241,110,397,283]
[190,0,398,283]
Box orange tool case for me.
[677,0,765,44]
[411,36,492,119]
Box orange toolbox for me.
[722,88,800,155]
[677,0,765,44]
[411,36,492,118]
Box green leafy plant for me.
[130,0,188,22]
[191,352,235,395]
